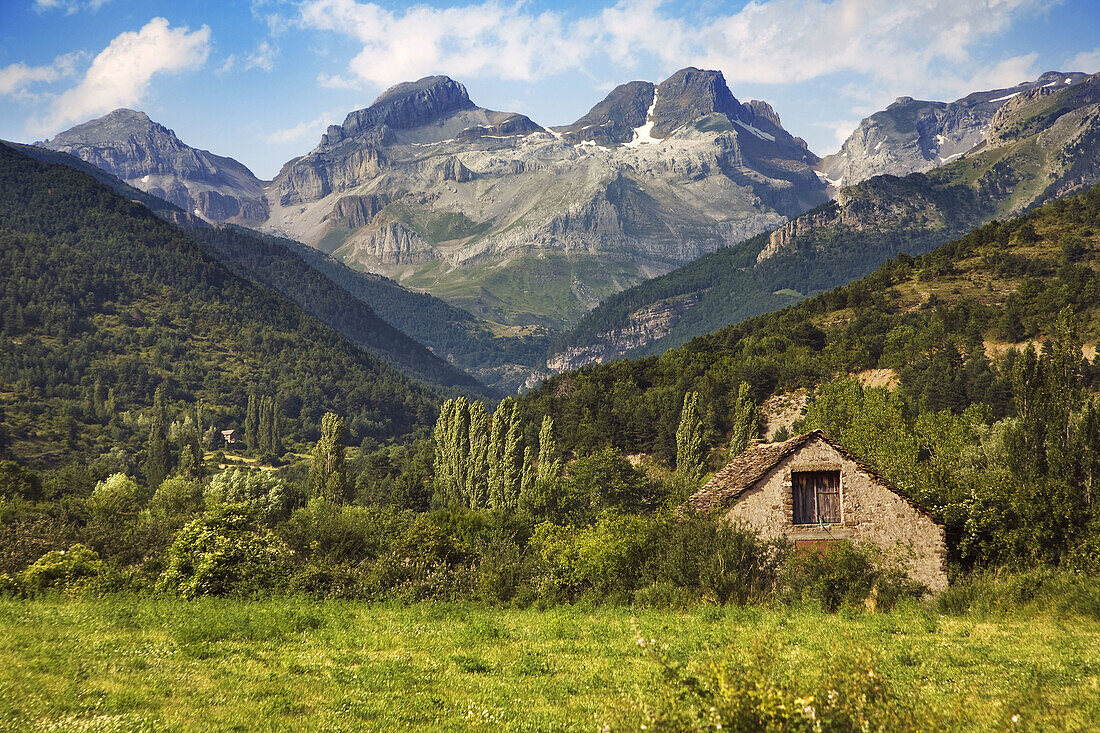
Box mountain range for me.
[542,72,1100,376]
[25,65,1099,393]
[38,68,826,330]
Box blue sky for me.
[2,0,1098,179]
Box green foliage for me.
[0,143,442,466]
[206,468,302,525]
[728,381,758,457]
[157,506,295,598]
[630,632,916,732]
[88,473,143,524]
[21,543,105,596]
[782,541,927,612]
[307,412,349,504]
[0,460,41,501]
[148,475,204,526]
[675,391,705,480]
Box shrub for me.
[22,544,105,596]
[0,461,42,501]
[148,476,204,524]
[88,473,143,523]
[531,512,655,598]
[624,631,920,731]
[782,541,926,612]
[652,512,788,605]
[156,506,295,598]
[205,467,303,525]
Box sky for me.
[2,0,1098,180]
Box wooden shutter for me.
[792,470,841,524]
[816,471,840,523]
[792,472,816,524]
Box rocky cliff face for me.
[817,72,1089,187]
[261,70,827,328]
[38,109,268,224]
[546,292,703,372]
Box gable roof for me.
[685,430,941,524]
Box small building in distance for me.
[686,430,947,591]
[220,429,241,446]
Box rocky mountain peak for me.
[651,67,743,137]
[42,108,169,147]
[38,109,266,224]
[329,75,478,145]
[556,80,656,146]
[742,100,782,128]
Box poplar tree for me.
[488,398,525,510]
[433,398,471,505]
[536,415,562,482]
[675,391,705,480]
[729,381,759,457]
[465,400,491,508]
[244,392,259,451]
[308,412,349,503]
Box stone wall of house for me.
[725,436,948,591]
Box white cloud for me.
[298,0,1046,103]
[246,41,278,72]
[298,0,590,86]
[0,52,81,98]
[1066,49,1100,74]
[265,112,336,144]
[317,72,360,90]
[31,17,210,134]
[33,0,111,14]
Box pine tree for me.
[729,381,759,458]
[675,391,705,480]
[308,412,349,503]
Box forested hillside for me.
[181,224,488,392]
[0,142,442,466]
[523,184,1100,568]
[242,230,550,391]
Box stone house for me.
[686,430,948,591]
[220,429,241,446]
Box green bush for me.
[531,512,655,598]
[782,541,926,612]
[652,512,788,605]
[148,476,204,525]
[21,544,106,596]
[0,461,42,501]
[156,506,295,598]
[205,468,303,525]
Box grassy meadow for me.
[2,595,1098,732]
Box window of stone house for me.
[792,470,841,524]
